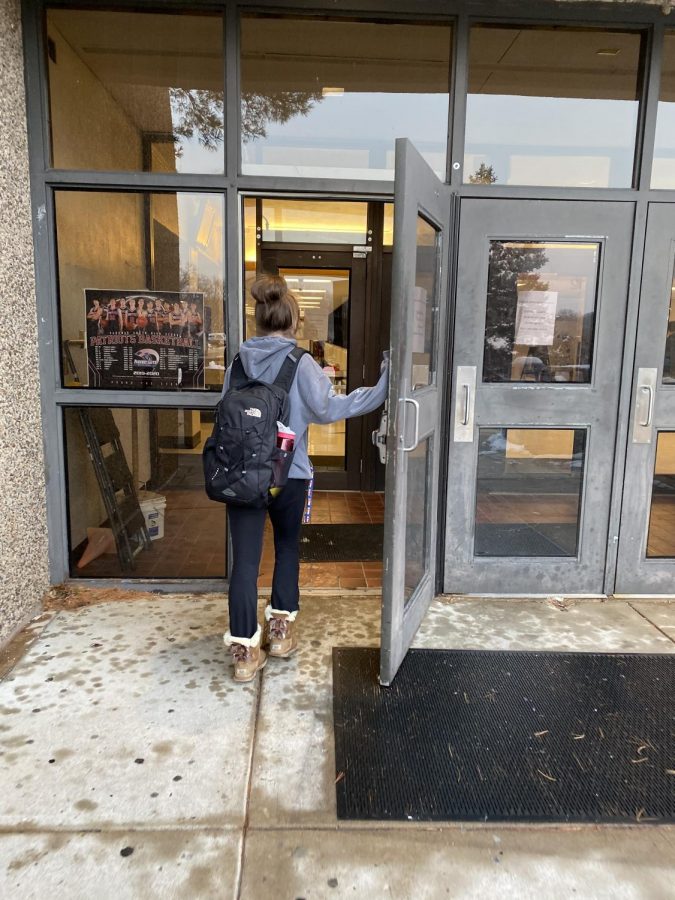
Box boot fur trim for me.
[264,605,298,623]
[223,624,262,648]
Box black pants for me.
[226,479,308,639]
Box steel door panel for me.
[444,199,634,595]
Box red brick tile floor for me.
[259,491,384,590]
[72,490,383,589]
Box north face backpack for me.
[203,346,306,507]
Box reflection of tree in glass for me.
[241,90,323,143]
[170,89,224,154]
[484,243,548,382]
[469,163,497,185]
[179,267,224,335]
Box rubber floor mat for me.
[299,524,383,562]
[332,647,675,823]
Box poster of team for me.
[85,289,206,389]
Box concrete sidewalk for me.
[1,593,674,899]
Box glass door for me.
[445,200,634,595]
[258,248,367,490]
[616,204,675,593]
[380,140,452,685]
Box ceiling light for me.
[322,86,344,97]
[596,48,620,56]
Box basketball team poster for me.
[84,289,206,390]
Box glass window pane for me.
[475,428,586,557]
[65,407,225,578]
[383,204,394,246]
[405,437,432,602]
[652,33,675,188]
[55,191,225,391]
[262,200,368,244]
[483,241,600,384]
[279,268,350,473]
[46,9,224,173]
[466,25,643,188]
[646,433,675,557]
[663,265,675,383]
[240,16,451,180]
[411,216,439,390]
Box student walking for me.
[221,274,389,682]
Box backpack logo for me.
[244,407,261,418]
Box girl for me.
[222,274,389,682]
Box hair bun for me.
[251,275,287,305]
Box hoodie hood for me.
[237,336,297,381]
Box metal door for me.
[616,204,675,594]
[445,200,633,595]
[380,140,452,685]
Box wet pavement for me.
[1,594,674,898]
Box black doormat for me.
[299,524,383,562]
[332,647,675,823]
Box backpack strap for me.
[273,346,307,394]
[230,354,248,389]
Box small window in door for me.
[482,241,600,385]
[411,215,440,391]
[474,427,586,558]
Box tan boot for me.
[223,625,267,683]
[264,605,298,658]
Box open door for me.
[380,139,452,686]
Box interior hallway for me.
[1,593,674,897]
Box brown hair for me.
[251,274,299,336]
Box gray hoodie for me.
[222,336,389,480]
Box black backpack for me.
[203,346,306,507]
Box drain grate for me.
[333,648,675,823]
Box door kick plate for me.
[454,366,476,442]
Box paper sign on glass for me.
[515,290,558,346]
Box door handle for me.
[632,368,657,444]
[454,366,476,443]
[639,385,654,427]
[461,384,471,426]
[401,398,420,452]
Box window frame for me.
[20,0,675,587]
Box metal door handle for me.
[461,384,471,426]
[401,398,420,452]
[639,385,654,427]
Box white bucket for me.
[138,491,166,541]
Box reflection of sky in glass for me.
[652,103,675,187]
[242,92,449,179]
[167,94,224,176]
[465,95,638,187]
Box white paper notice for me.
[514,290,558,346]
[412,286,427,353]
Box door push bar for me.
[632,367,657,444]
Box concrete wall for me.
[0,0,49,646]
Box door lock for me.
[371,409,388,464]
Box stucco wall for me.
[0,0,49,646]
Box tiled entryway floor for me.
[72,491,385,588]
[259,491,384,590]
